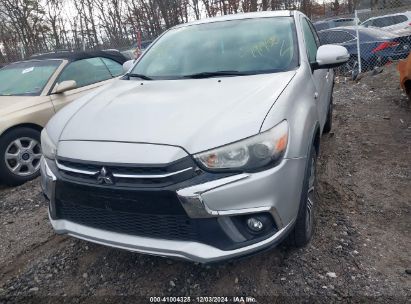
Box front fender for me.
[0,101,54,136]
[260,64,320,159]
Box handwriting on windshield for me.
[240,36,279,58]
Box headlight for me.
[41,129,57,160]
[195,121,288,172]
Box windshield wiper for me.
[183,71,250,79]
[126,73,153,80]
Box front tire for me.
[0,127,42,186]
[288,145,317,247]
[323,96,333,134]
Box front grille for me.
[56,157,197,188]
[57,200,198,240]
[55,181,187,215]
[55,181,198,240]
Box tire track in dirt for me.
[0,233,68,285]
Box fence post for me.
[355,9,362,74]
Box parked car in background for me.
[314,17,358,31]
[318,26,411,74]
[41,10,348,263]
[361,11,411,33]
[0,51,127,186]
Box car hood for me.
[0,96,47,116]
[60,72,296,154]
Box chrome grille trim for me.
[56,161,99,176]
[56,160,194,179]
[112,167,193,179]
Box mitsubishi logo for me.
[97,167,114,185]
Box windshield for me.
[0,60,61,96]
[130,17,298,79]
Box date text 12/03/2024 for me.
[149,296,257,303]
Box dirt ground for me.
[0,64,410,304]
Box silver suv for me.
[40,11,348,263]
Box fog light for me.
[247,217,264,232]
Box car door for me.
[301,18,330,129]
[50,57,119,112]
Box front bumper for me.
[49,215,295,263]
[41,156,306,263]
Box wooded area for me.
[0,0,400,64]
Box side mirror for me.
[53,80,77,94]
[123,60,135,73]
[314,45,350,69]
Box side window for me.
[385,16,396,26]
[101,57,123,77]
[372,18,382,27]
[57,58,112,88]
[394,15,408,23]
[374,16,393,27]
[302,18,319,63]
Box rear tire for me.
[288,145,317,247]
[0,127,42,186]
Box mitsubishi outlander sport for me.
[40,11,349,263]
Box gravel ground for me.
[0,65,410,304]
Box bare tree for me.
[44,0,64,49]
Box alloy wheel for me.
[5,137,42,177]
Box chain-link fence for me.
[315,1,411,78]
